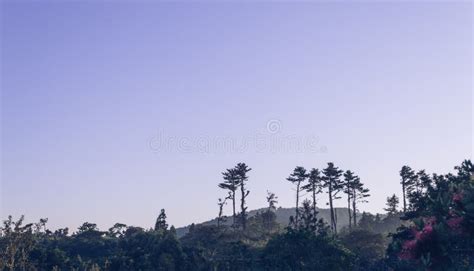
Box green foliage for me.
[384,194,400,215]
[0,215,36,270]
[286,166,309,226]
[400,165,416,213]
[301,168,323,217]
[2,160,472,270]
[261,229,354,270]
[265,191,278,211]
[235,163,252,230]
[322,162,344,233]
[388,160,474,270]
[219,167,240,226]
[155,209,168,232]
[340,229,387,270]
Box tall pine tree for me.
[343,170,357,229]
[400,166,415,213]
[322,163,343,234]
[302,168,322,219]
[351,177,370,226]
[235,163,251,230]
[384,194,399,215]
[218,168,240,226]
[154,209,168,232]
[287,166,309,226]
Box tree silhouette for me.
[322,163,343,234]
[400,165,415,213]
[235,163,251,230]
[0,215,36,270]
[266,191,278,211]
[454,159,473,181]
[404,169,434,216]
[351,177,370,226]
[155,209,168,232]
[297,199,328,234]
[108,223,127,238]
[417,170,432,191]
[77,222,99,234]
[218,168,240,226]
[302,168,322,219]
[53,227,69,238]
[343,170,357,229]
[384,194,399,215]
[387,160,474,270]
[2,159,473,270]
[217,196,229,228]
[286,166,309,226]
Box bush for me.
[261,229,355,270]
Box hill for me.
[175,206,357,238]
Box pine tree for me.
[322,163,343,234]
[287,166,309,226]
[342,170,357,229]
[384,194,399,215]
[298,199,318,232]
[417,170,432,191]
[400,166,415,213]
[406,170,434,217]
[351,177,370,226]
[408,171,422,208]
[155,209,168,232]
[217,195,229,228]
[263,191,279,232]
[218,168,240,226]
[266,191,278,211]
[301,168,322,219]
[235,163,251,230]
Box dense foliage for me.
[386,160,474,270]
[1,160,472,270]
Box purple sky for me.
[1,1,472,231]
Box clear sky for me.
[1,1,472,231]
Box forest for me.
[1,160,473,271]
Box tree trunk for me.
[295,181,301,225]
[312,187,317,216]
[232,190,236,226]
[402,182,406,213]
[240,184,246,230]
[352,189,357,227]
[347,194,352,229]
[328,182,335,234]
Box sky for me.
[1,1,472,231]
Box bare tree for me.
[217,196,229,228]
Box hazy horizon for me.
[1,1,472,231]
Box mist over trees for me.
[1,160,473,270]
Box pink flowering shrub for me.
[452,192,463,203]
[387,160,474,271]
[446,216,463,232]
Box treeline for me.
[0,160,473,270]
[216,162,369,235]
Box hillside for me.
[176,206,358,238]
